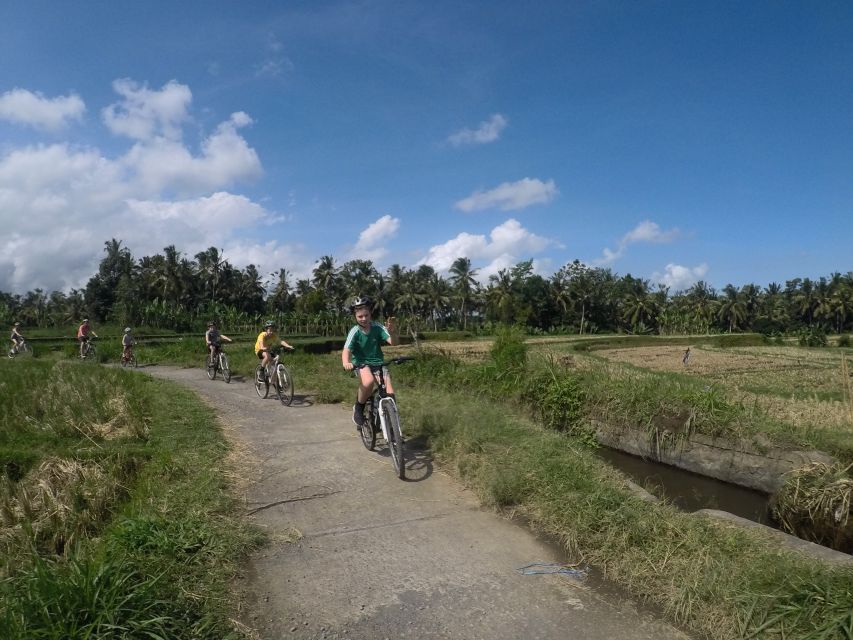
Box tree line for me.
[1,239,851,337]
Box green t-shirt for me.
[344,322,390,366]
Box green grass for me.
[77,337,853,639]
[0,358,260,639]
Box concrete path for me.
[145,365,689,640]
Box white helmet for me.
[124,327,131,333]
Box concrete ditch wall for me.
[593,421,835,494]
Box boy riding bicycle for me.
[254,320,294,378]
[341,297,398,429]
[205,321,233,361]
[121,327,136,362]
[10,322,25,354]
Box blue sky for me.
[1,0,851,295]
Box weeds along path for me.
[143,365,688,640]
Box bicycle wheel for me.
[275,364,293,406]
[221,354,231,383]
[254,365,269,398]
[383,400,405,480]
[207,354,217,379]
[130,354,138,368]
[87,344,97,361]
[359,398,377,451]
[7,347,15,359]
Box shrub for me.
[539,374,585,433]
[839,334,851,348]
[489,326,527,372]
[797,327,828,347]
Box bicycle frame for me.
[367,366,396,443]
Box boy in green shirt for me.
[341,297,398,428]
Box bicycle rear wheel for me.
[130,354,137,368]
[207,354,217,379]
[383,400,405,480]
[221,354,231,383]
[254,365,269,398]
[360,399,377,450]
[275,364,293,406]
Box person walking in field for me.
[77,318,98,358]
[341,296,398,429]
[122,327,136,364]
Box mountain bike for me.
[8,339,30,358]
[254,347,294,405]
[121,346,138,368]
[357,356,412,480]
[80,338,97,360]
[206,345,231,382]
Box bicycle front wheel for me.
[383,401,405,480]
[87,345,97,361]
[254,365,269,398]
[360,399,377,451]
[207,354,217,379]
[221,354,231,383]
[275,364,293,406]
[130,354,138,368]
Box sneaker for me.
[352,403,365,429]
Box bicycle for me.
[121,346,138,368]
[80,338,97,360]
[254,347,294,405]
[8,339,30,358]
[357,356,412,480]
[206,344,231,383]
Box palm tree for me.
[486,269,515,324]
[717,284,746,333]
[424,273,452,331]
[449,257,479,329]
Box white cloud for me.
[417,218,554,279]
[593,219,680,265]
[102,79,192,141]
[0,80,270,293]
[447,113,508,146]
[652,263,709,291]
[455,178,558,212]
[0,89,85,131]
[349,214,400,262]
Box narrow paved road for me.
[145,365,688,640]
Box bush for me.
[838,334,850,348]
[489,326,527,372]
[797,327,828,347]
[539,374,585,433]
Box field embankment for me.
[0,358,259,638]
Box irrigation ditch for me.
[592,422,853,563]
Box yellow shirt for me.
[255,331,280,353]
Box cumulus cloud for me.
[0,89,85,131]
[417,218,554,279]
[0,80,273,293]
[447,113,508,146]
[455,178,558,212]
[593,220,680,266]
[349,214,400,262]
[102,79,192,140]
[652,263,709,291]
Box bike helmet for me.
[124,327,131,333]
[82,318,89,323]
[207,321,215,327]
[264,320,275,328]
[350,296,372,310]
[13,322,20,326]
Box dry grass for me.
[771,462,853,552]
[0,458,131,564]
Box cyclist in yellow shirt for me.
[254,320,294,376]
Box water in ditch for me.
[595,447,776,527]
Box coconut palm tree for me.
[449,257,479,330]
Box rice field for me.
[594,345,853,435]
